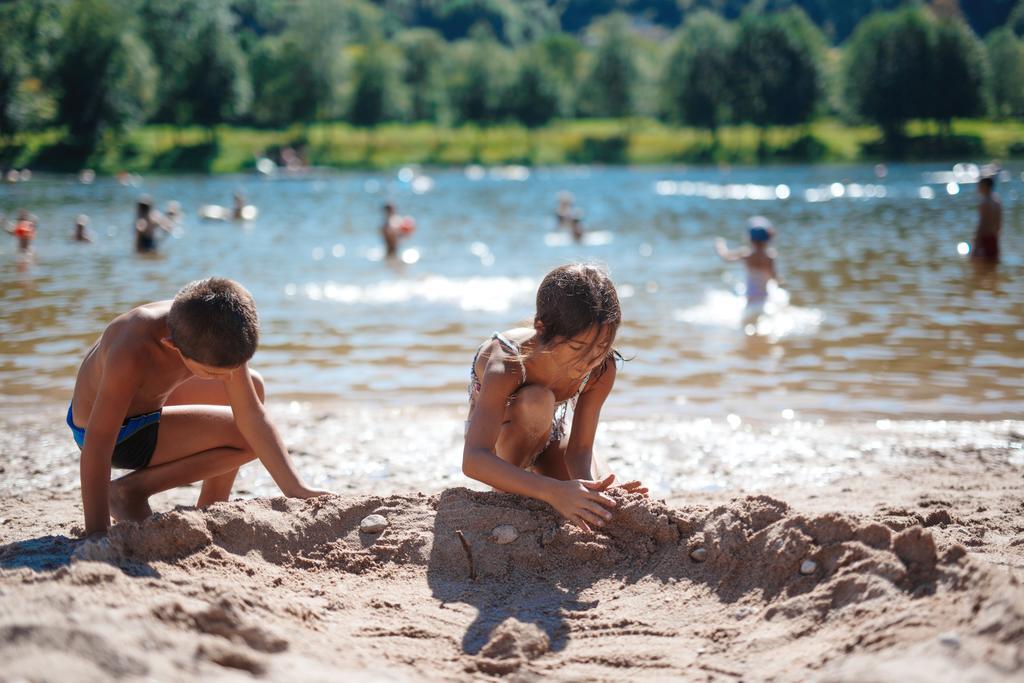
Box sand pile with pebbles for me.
[1,486,1022,682]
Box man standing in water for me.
[972,176,1002,264]
[381,202,400,258]
[380,202,414,260]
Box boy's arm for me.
[80,354,142,535]
[223,365,328,498]
[565,362,648,495]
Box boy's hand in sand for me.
[546,473,617,532]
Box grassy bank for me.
[3,118,1023,174]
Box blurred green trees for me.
[661,11,734,137]
[447,25,515,123]
[985,27,1024,117]
[55,0,157,150]
[349,41,408,126]
[578,14,637,118]
[931,16,989,131]
[844,7,989,141]
[507,48,563,127]
[137,1,251,133]
[397,29,449,122]
[729,9,826,132]
[0,0,1018,157]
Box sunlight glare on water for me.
[0,163,1021,420]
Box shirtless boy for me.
[972,176,1002,263]
[68,277,329,536]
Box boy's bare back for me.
[977,194,1002,238]
[70,301,188,426]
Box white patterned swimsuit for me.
[467,332,590,464]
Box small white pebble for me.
[690,547,708,562]
[800,559,817,575]
[360,514,388,534]
[938,632,961,649]
[491,524,519,545]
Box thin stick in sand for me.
[455,529,477,581]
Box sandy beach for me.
[3,2,1024,679]
[1,406,1022,682]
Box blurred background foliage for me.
[1,0,1022,170]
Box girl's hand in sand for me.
[290,486,333,499]
[547,474,617,532]
[616,480,649,497]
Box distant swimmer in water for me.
[231,192,258,221]
[381,201,415,260]
[165,201,183,224]
[73,214,93,243]
[135,196,174,254]
[198,193,257,222]
[555,192,575,231]
[715,216,781,311]
[6,209,37,254]
[570,214,585,244]
[971,175,1002,264]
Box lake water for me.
[1,163,1022,422]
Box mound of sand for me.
[1,488,1021,682]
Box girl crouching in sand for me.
[463,264,647,532]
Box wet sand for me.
[1,406,1022,681]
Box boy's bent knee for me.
[223,446,257,468]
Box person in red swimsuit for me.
[6,209,36,253]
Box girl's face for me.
[545,325,614,381]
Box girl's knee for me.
[511,385,555,418]
[507,385,555,454]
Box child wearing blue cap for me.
[715,216,780,309]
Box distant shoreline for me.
[3,118,1022,175]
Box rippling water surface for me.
[1,163,1021,420]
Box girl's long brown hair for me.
[534,263,623,379]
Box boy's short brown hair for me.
[168,278,259,368]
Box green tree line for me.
[2,0,1024,155]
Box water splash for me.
[285,275,536,313]
[543,230,614,247]
[673,284,823,341]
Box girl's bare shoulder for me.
[478,329,530,382]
